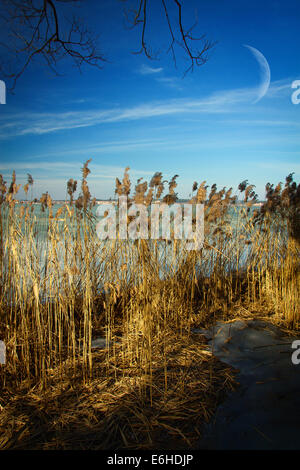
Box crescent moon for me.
[244,45,271,103]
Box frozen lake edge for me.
[194,319,300,449]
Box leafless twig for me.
[123,0,216,75]
[0,0,106,90]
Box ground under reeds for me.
[0,329,237,450]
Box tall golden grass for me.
[0,162,299,393]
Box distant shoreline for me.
[14,200,266,206]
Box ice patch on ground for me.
[194,319,300,449]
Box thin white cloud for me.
[155,76,183,90]
[2,131,300,179]
[0,163,156,200]
[0,92,250,138]
[139,64,163,75]
[216,119,300,127]
[257,161,300,173]
[138,63,183,89]
[0,161,153,179]
[0,79,294,139]
[267,78,296,98]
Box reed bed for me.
[0,163,299,449]
[0,330,236,450]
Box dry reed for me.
[0,162,299,449]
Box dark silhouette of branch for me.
[0,0,106,90]
[123,0,216,75]
[0,0,216,90]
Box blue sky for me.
[0,0,299,200]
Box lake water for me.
[0,202,283,291]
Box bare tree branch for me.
[0,0,216,90]
[122,0,216,75]
[0,0,106,90]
